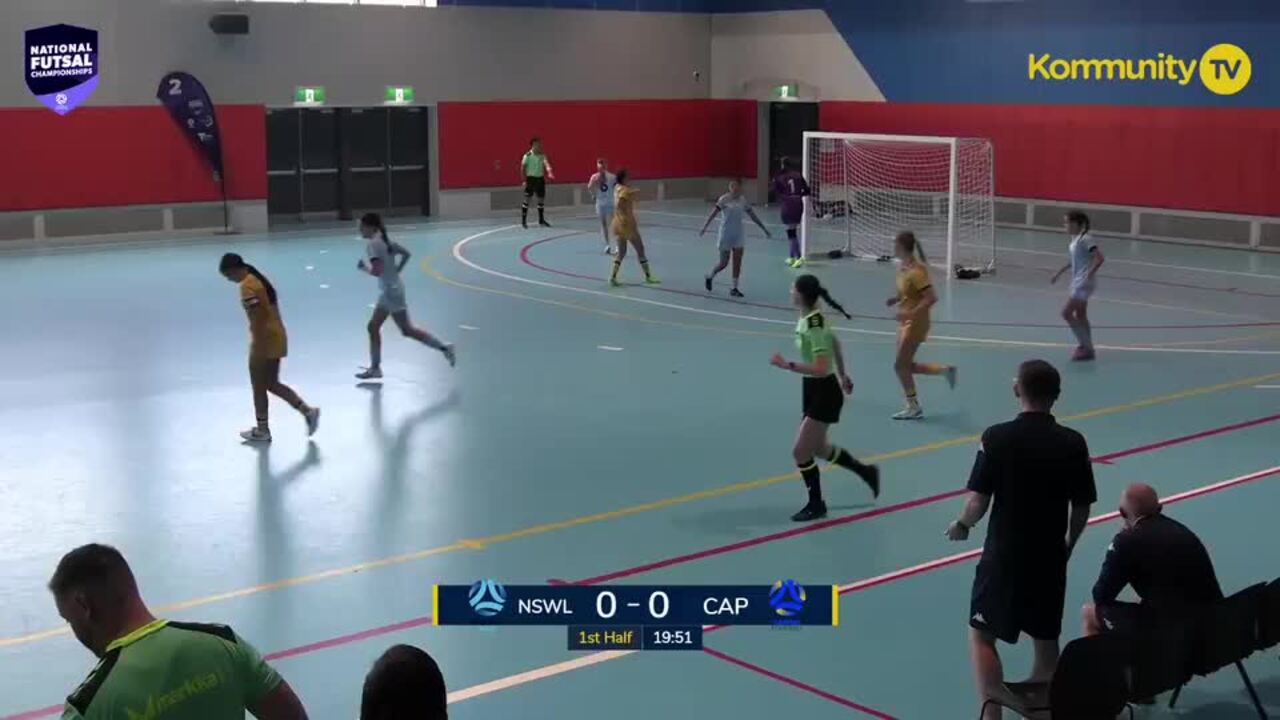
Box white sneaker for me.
[304,407,321,437]
[892,405,924,421]
[356,367,383,380]
[240,427,272,443]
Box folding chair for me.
[1259,577,1280,652]
[1169,583,1267,720]
[978,635,1134,719]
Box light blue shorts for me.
[1069,282,1095,302]
[717,232,745,252]
[596,204,614,223]
[377,284,408,314]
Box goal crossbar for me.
[799,131,995,273]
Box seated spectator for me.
[361,644,447,719]
[49,543,308,720]
[1083,483,1223,638]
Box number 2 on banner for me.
[168,78,183,96]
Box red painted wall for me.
[0,105,267,212]
[821,102,1280,217]
[439,100,757,190]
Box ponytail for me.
[246,265,278,306]
[895,230,926,265]
[361,212,390,250]
[1066,210,1091,234]
[818,288,851,320]
[795,274,851,320]
[219,252,278,305]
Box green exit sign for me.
[773,83,800,100]
[385,86,415,105]
[294,86,326,105]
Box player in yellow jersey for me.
[608,168,658,286]
[220,253,320,443]
[884,231,957,420]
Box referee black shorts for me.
[801,375,844,425]
[969,557,1066,643]
[523,176,547,199]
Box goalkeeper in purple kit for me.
[773,157,811,267]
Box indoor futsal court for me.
[3,1,1280,719]
[4,202,1280,719]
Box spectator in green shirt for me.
[50,544,309,720]
[520,137,553,229]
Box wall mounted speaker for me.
[209,14,249,36]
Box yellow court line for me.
[4,367,1277,650]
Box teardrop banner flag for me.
[25,24,99,115]
[156,71,225,181]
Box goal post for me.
[800,132,995,273]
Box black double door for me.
[767,101,819,202]
[267,106,430,222]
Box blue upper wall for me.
[442,0,1277,107]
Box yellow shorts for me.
[611,218,639,241]
[898,319,930,345]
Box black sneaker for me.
[704,276,713,292]
[729,288,744,298]
[521,218,528,229]
[790,501,828,522]
[860,465,880,499]
[539,219,552,228]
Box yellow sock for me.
[916,363,947,376]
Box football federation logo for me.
[769,579,807,618]
[468,579,507,618]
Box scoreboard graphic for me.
[433,580,838,652]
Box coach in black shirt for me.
[1083,482,1222,637]
[945,359,1096,720]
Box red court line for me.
[4,421,1276,720]
[1090,412,1280,464]
[702,646,897,719]
[519,234,1280,330]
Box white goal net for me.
[801,133,995,273]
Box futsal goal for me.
[801,132,995,274]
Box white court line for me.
[1255,385,1280,389]
[443,465,1280,704]
[459,325,479,331]
[450,227,1280,356]
[597,345,624,352]
[643,209,1280,282]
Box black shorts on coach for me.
[802,375,843,424]
[524,176,547,198]
[969,557,1067,643]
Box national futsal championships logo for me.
[768,579,807,621]
[1027,43,1251,96]
[25,24,99,115]
[468,579,507,618]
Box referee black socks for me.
[826,446,881,499]
[798,461,822,504]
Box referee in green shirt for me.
[50,544,309,720]
[521,137,553,229]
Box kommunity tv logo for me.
[1028,43,1251,96]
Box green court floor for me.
[2,200,1278,719]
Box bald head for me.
[1121,483,1161,519]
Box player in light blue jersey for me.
[355,213,455,379]
[698,179,770,297]
[1051,210,1105,361]
[586,158,617,255]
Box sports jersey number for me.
[600,181,609,193]
[787,178,798,195]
